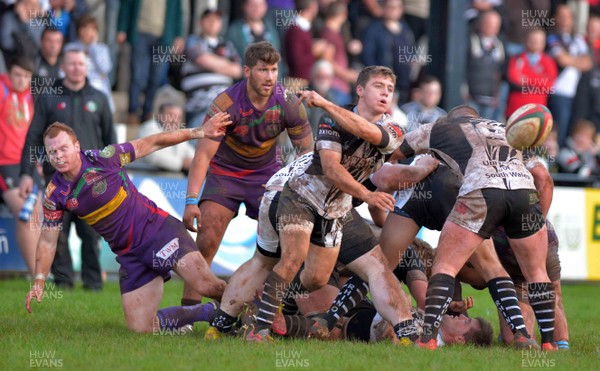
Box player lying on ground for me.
[25,117,231,333]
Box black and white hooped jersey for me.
[288,106,404,219]
[399,116,535,196]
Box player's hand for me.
[297,90,328,108]
[183,204,202,232]
[448,296,474,313]
[198,112,232,139]
[26,280,45,313]
[364,191,395,211]
[18,175,34,199]
[414,155,440,171]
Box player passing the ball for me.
[26,114,231,333]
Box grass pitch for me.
[1,279,599,370]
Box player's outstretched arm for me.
[320,149,395,211]
[298,91,385,146]
[130,112,231,160]
[26,227,60,313]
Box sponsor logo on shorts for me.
[455,201,467,215]
[156,238,180,260]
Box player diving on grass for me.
[25,116,231,333]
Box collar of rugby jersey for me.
[295,15,310,32]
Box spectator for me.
[403,0,430,42]
[307,59,336,135]
[226,0,283,72]
[34,28,64,79]
[136,103,195,173]
[361,0,415,105]
[571,14,600,135]
[466,10,505,121]
[558,119,600,176]
[320,1,359,106]
[0,0,43,62]
[547,4,593,147]
[505,28,557,118]
[117,0,184,124]
[45,0,89,43]
[19,48,115,291]
[348,0,384,39]
[501,0,551,57]
[284,0,332,87]
[66,15,114,112]
[181,9,242,130]
[401,75,446,132]
[0,56,41,277]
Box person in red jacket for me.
[506,28,558,118]
[0,56,41,276]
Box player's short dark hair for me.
[244,41,280,67]
[410,238,434,279]
[43,122,78,143]
[76,14,98,32]
[447,105,479,118]
[356,66,396,88]
[464,317,494,347]
[8,55,35,73]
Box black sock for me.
[281,274,308,315]
[283,315,312,338]
[393,319,419,341]
[255,271,286,330]
[421,273,455,342]
[323,276,369,330]
[210,308,237,333]
[487,277,530,337]
[181,298,202,306]
[528,282,555,344]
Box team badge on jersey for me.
[100,145,116,158]
[92,179,108,197]
[66,198,79,210]
[83,168,102,185]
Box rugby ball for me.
[505,103,553,150]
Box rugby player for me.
[242,66,414,341]
[207,151,438,341]
[181,41,313,305]
[25,117,230,333]
[391,106,557,350]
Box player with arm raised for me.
[26,115,230,333]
